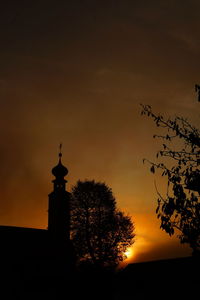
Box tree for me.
[141,104,200,255]
[70,180,135,268]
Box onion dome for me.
[52,151,68,178]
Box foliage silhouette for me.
[141,104,200,255]
[70,180,135,267]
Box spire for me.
[59,143,62,163]
[52,144,68,179]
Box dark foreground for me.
[0,256,199,299]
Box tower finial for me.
[52,143,68,178]
[59,143,62,162]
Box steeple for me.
[51,144,68,191]
[48,145,71,240]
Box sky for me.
[0,0,200,263]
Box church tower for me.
[48,146,71,241]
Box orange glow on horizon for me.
[124,247,134,260]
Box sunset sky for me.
[0,0,200,263]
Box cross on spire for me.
[59,143,62,161]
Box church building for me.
[0,149,76,296]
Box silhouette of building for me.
[0,149,75,297]
[48,150,71,241]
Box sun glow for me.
[125,247,134,260]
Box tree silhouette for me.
[141,104,200,255]
[70,180,135,268]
